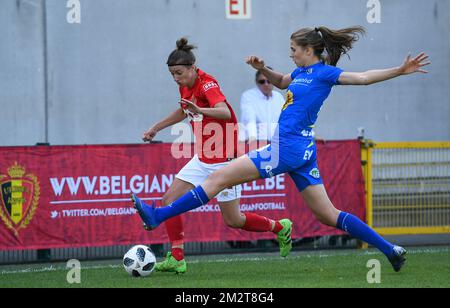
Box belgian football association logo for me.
[0,162,40,237]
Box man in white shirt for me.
[239,68,285,143]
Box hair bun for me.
[167,37,197,66]
[176,37,196,52]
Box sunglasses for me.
[257,79,271,85]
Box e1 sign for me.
[226,0,251,20]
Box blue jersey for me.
[248,62,343,192]
[274,62,343,144]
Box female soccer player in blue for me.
[140,38,292,274]
[133,26,430,272]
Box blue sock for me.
[337,212,394,257]
[155,186,210,223]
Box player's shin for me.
[242,213,283,233]
[155,185,210,223]
[336,212,394,257]
[165,216,185,261]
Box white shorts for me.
[175,155,242,202]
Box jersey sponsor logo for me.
[301,130,314,138]
[0,162,40,237]
[303,150,314,161]
[202,81,219,92]
[292,78,313,86]
[309,168,320,179]
[282,91,294,111]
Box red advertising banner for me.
[0,141,365,251]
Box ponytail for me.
[291,26,366,66]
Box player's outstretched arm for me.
[339,52,430,86]
[246,56,292,89]
[142,108,186,142]
[180,99,231,120]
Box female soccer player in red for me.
[140,38,292,274]
[133,27,430,273]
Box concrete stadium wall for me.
[0,0,47,145]
[1,0,449,146]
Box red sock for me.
[171,247,184,261]
[272,221,284,234]
[242,213,273,232]
[165,216,185,261]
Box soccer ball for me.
[123,245,156,277]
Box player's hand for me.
[399,52,431,75]
[179,98,202,115]
[246,56,266,70]
[142,127,158,142]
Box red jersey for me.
[179,69,238,164]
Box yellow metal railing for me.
[362,141,450,236]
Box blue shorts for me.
[247,140,323,192]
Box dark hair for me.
[290,26,366,66]
[167,38,197,66]
[255,66,273,80]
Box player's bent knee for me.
[207,170,229,191]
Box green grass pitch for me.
[1,246,449,288]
